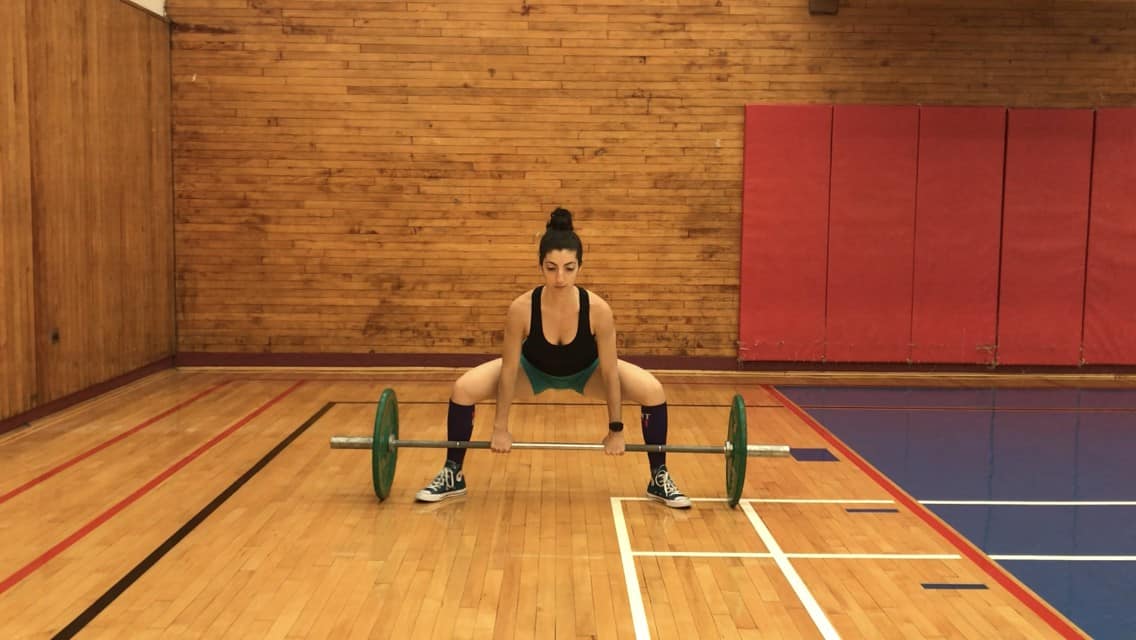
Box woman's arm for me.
[491,294,528,451]
[592,295,624,454]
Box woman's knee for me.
[621,362,665,405]
[642,374,666,405]
[451,373,477,405]
[451,360,500,405]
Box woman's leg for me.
[446,358,503,466]
[418,359,518,502]
[583,361,689,507]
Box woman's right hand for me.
[491,429,513,453]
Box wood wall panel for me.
[29,0,101,400]
[19,0,174,410]
[165,0,1136,359]
[1,0,37,418]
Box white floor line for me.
[631,551,775,558]
[992,554,1136,562]
[610,498,651,639]
[616,496,730,502]
[632,551,961,560]
[609,488,1136,640]
[747,498,896,504]
[616,497,1136,506]
[787,552,960,560]
[922,500,1136,506]
[615,496,895,504]
[740,501,841,640]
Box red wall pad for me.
[911,107,1005,364]
[1083,109,1136,364]
[739,105,832,361]
[997,109,1093,366]
[826,105,918,363]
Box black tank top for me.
[521,286,599,376]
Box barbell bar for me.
[330,436,789,457]
[331,388,791,508]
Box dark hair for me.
[538,207,583,264]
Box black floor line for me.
[921,583,989,590]
[52,402,335,639]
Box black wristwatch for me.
[608,421,624,433]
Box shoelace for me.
[654,469,681,497]
[426,467,458,491]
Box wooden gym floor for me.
[0,368,1088,638]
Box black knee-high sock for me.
[641,402,668,470]
[446,400,475,466]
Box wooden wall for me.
[0,0,174,423]
[1,1,36,419]
[166,0,1136,361]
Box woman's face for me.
[541,249,580,289]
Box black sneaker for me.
[415,460,467,502]
[646,465,691,508]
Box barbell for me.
[330,388,791,508]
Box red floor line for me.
[762,384,1088,640]
[0,380,305,598]
[0,382,233,506]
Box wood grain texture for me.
[0,0,36,419]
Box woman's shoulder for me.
[504,289,535,334]
[584,288,612,315]
[507,288,536,313]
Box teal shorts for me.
[520,355,599,395]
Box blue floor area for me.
[777,386,1136,640]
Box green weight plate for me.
[371,388,399,501]
[726,393,748,508]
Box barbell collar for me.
[331,436,374,449]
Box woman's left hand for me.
[602,430,625,455]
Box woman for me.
[416,208,690,508]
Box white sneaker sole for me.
[647,492,692,509]
[415,488,467,502]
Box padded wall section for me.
[997,109,1093,365]
[826,105,919,363]
[1083,109,1136,364]
[739,105,832,361]
[911,107,1005,364]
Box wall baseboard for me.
[173,352,741,371]
[0,356,175,435]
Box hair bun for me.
[547,207,574,231]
